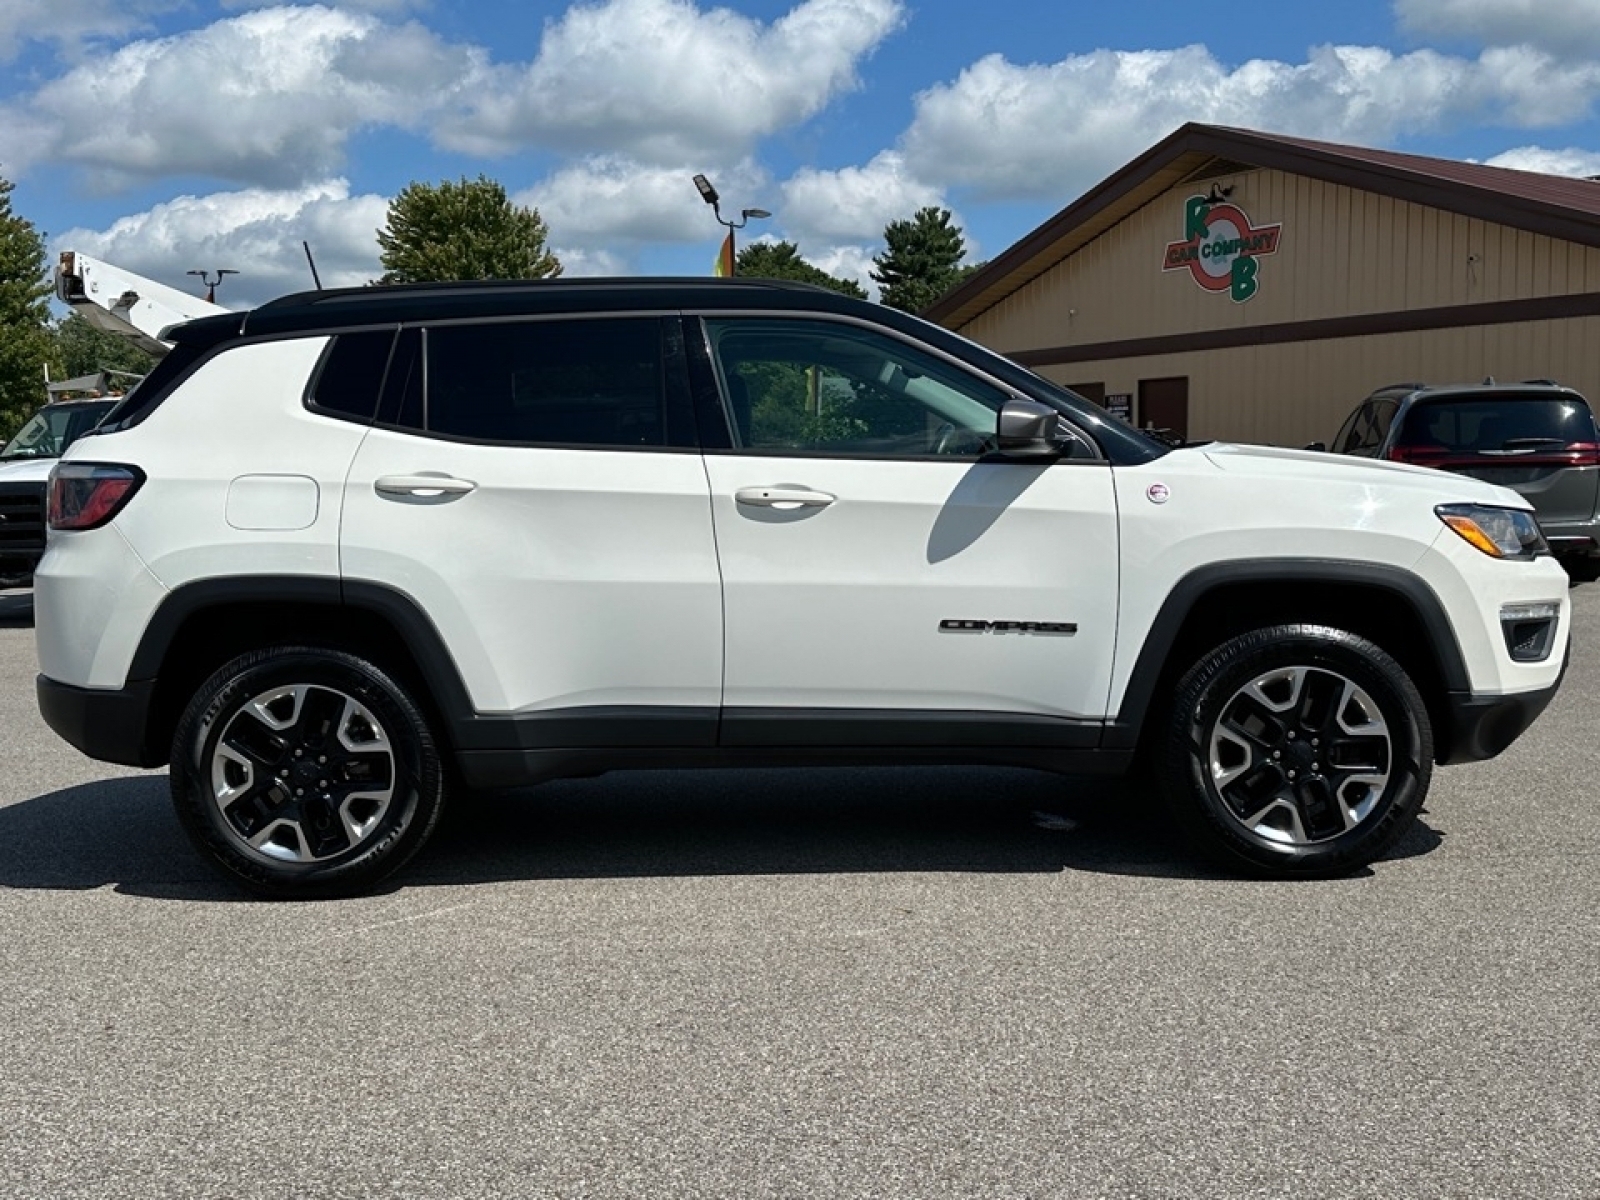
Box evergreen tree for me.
[736,241,867,298]
[870,206,976,314]
[0,172,54,439]
[377,175,562,284]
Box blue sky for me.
[4,0,1600,308]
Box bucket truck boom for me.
[54,251,230,357]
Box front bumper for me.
[1438,654,1566,765]
[37,674,164,768]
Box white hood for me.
[1194,441,1526,508]
[0,456,56,483]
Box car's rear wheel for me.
[171,647,445,898]
[1159,625,1432,876]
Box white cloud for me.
[517,156,758,245]
[781,151,944,242]
[0,0,179,63]
[804,243,879,298]
[513,156,774,273]
[1485,144,1600,176]
[1396,0,1600,59]
[4,0,900,194]
[223,0,428,11]
[53,179,389,308]
[896,43,1600,202]
[549,246,630,277]
[437,0,905,162]
[4,6,485,186]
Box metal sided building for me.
[925,124,1600,448]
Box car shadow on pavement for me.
[0,590,34,627]
[413,766,1442,886]
[0,767,1443,899]
[0,774,245,900]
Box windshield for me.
[0,401,118,460]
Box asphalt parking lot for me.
[2,586,1597,1199]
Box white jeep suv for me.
[35,279,1570,896]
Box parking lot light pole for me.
[186,268,238,304]
[692,174,770,275]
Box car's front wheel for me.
[1158,625,1433,876]
[171,647,446,898]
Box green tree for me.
[0,172,53,438]
[870,206,980,314]
[377,175,562,284]
[52,313,156,384]
[735,241,867,298]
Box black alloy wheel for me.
[1160,625,1433,876]
[171,647,445,898]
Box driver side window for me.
[704,317,1010,458]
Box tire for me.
[171,646,446,898]
[1157,625,1433,877]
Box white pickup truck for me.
[0,398,118,588]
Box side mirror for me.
[1304,441,1328,452]
[997,397,1081,458]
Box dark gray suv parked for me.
[1332,381,1600,579]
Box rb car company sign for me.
[1163,194,1282,303]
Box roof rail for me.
[252,275,831,312]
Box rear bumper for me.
[37,674,164,768]
[1539,515,1600,557]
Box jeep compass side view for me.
[35,280,1570,896]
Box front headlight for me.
[1435,503,1548,560]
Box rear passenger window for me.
[423,318,666,447]
[308,330,396,421]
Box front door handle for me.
[374,474,477,498]
[734,486,835,510]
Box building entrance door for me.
[1139,376,1189,442]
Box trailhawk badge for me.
[1163,194,1282,303]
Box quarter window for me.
[308,330,396,421]
[703,317,1010,458]
[1335,398,1398,456]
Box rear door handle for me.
[734,486,835,509]
[374,474,477,498]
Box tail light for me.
[1389,442,1600,467]
[48,463,145,530]
[1386,444,1449,466]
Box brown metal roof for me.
[925,123,1600,329]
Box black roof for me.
[1370,381,1590,406]
[234,277,861,339]
[165,276,906,350]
